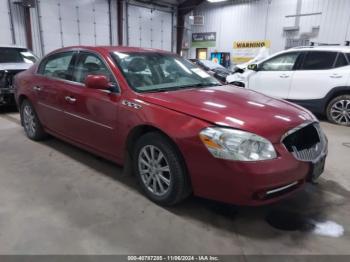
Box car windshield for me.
[0,48,38,64]
[111,52,221,93]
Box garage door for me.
[38,0,111,54]
[0,1,13,45]
[127,5,173,51]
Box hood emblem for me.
[122,100,142,110]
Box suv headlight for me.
[199,127,277,161]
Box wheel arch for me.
[126,124,183,161]
[324,86,350,112]
[124,124,192,187]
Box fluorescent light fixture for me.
[207,0,228,3]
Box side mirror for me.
[85,75,109,90]
[247,63,259,71]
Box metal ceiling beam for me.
[176,0,205,54]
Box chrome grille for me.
[282,122,327,163]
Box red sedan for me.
[14,46,328,206]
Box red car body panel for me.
[14,46,321,205]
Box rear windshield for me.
[0,48,38,64]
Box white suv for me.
[227,46,350,126]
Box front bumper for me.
[0,88,16,105]
[181,141,324,206]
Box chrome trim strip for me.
[64,111,114,130]
[38,102,113,130]
[38,102,63,112]
[266,181,298,195]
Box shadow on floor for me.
[0,105,18,114]
[40,135,349,240]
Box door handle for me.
[65,96,77,103]
[279,74,290,78]
[33,86,42,91]
[330,74,342,78]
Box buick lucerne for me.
[14,46,328,206]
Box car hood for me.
[0,63,32,71]
[140,85,315,143]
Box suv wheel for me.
[20,100,47,140]
[133,132,191,206]
[326,95,350,126]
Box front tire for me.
[326,95,350,126]
[20,99,47,140]
[133,132,191,206]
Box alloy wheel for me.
[23,104,36,137]
[138,145,171,196]
[330,99,350,125]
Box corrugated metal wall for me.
[127,4,174,51]
[35,0,112,55]
[0,0,27,47]
[189,0,350,58]
[0,0,173,56]
[0,0,13,45]
[0,0,113,55]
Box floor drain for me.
[265,209,314,231]
[343,143,350,148]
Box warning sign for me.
[232,40,271,64]
[233,40,271,49]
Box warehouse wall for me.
[0,0,116,56]
[0,1,13,45]
[0,0,175,57]
[127,3,174,51]
[0,0,27,47]
[33,0,114,56]
[188,0,350,60]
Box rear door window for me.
[38,52,75,81]
[300,51,337,70]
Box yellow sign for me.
[232,57,254,64]
[233,40,271,49]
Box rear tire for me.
[20,99,47,140]
[133,132,191,206]
[326,95,350,126]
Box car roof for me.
[0,45,28,49]
[289,45,350,53]
[48,45,174,55]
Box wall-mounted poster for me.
[192,32,216,48]
[210,52,231,68]
[232,40,271,64]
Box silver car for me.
[0,46,38,106]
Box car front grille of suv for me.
[282,122,327,163]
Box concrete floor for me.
[0,107,350,255]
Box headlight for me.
[199,127,277,161]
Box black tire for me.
[326,95,350,126]
[133,132,191,206]
[20,99,47,140]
